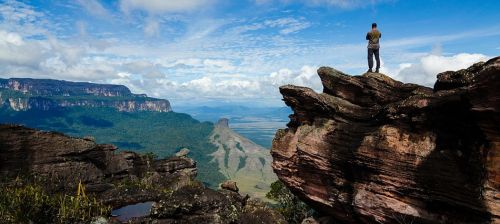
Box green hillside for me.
[0,107,226,186]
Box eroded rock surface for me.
[272,57,500,223]
[147,184,285,224]
[0,124,196,207]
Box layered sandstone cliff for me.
[0,124,195,206]
[272,57,499,223]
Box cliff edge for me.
[271,57,499,223]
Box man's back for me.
[366,29,381,49]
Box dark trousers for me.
[368,48,380,70]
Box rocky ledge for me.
[272,57,499,223]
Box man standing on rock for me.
[366,23,381,73]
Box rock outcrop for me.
[221,180,240,192]
[148,184,285,224]
[272,57,499,223]
[0,124,195,206]
[210,118,277,199]
[0,78,171,112]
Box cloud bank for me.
[383,53,489,86]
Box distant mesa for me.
[0,78,171,112]
[216,118,229,128]
[0,78,132,97]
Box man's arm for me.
[366,32,370,40]
[380,33,382,38]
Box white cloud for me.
[264,17,311,35]
[119,0,212,14]
[0,30,46,67]
[203,59,236,71]
[75,0,109,17]
[268,66,322,91]
[144,18,160,37]
[385,53,489,86]
[0,1,50,36]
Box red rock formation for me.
[272,57,500,223]
[0,124,196,206]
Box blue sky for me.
[0,0,499,107]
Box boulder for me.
[175,148,190,157]
[221,180,240,192]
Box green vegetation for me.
[235,142,244,152]
[266,181,311,224]
[259,157,266,167]
[0,107,226,187]
[0,89,27,99]
[144,152,159,161]
[222,144,231,168]
[0,88,160,103]
[237,156,248,171]
[0,181,110,224]
[114,175,156,192]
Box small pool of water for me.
[111,201,154,222]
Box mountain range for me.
[0,78,276,195]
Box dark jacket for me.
[366,30,381,49]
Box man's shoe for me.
[375,69,379,73]
[367,69,373,73]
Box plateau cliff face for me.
[0,78,171,112]
[210,118,277,198]
[272,57,499,223]
[0,78,134,96]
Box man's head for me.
[372,23,377,29]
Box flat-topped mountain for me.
[0,78,134,97]
[0,78,171,112]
